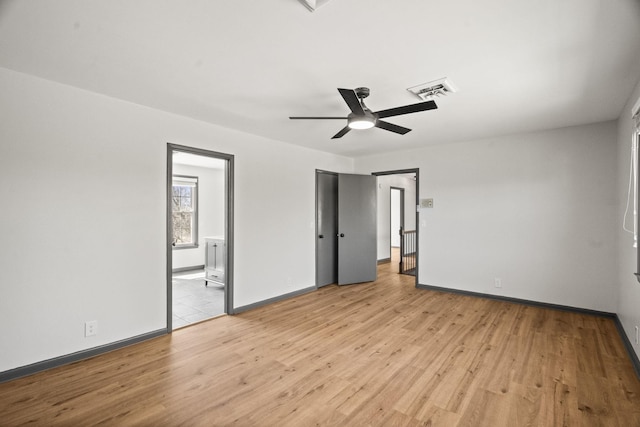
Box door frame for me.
[167,143,235,332]
[372,168,419,287]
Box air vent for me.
[407,78,458,101]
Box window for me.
[172,175,198,248]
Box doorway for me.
[167,144,234,331]
[373,169,419,284]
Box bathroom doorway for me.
[167,144,234,330]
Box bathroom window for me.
[172,175,198,248]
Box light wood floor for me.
[1,265,639,426]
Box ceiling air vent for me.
[407,78,458,101]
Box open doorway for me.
[390,187,405,271]
[373,169,419,283]
[167,144,234,331]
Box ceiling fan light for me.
[348,116,375,129]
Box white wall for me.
[171,163,225,270]
[391,189,401,247]
[0,63,631,375]
[0,67,353,373]
[616,78,640,362]
[376,175,417,260]
[357,122,618,312]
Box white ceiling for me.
[1,0,639,157]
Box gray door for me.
[316,172,338,287]
[338,173,377,285]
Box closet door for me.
[316,173,338,287]
[337,173,377,285]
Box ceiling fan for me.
[289,87,437,139]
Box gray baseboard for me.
[377,258,391,265]
[172,265,204,273]
[613,315,640,379]
[1,284,316,383]
[6,285,638,385]
[416,283,615,317]
[234,286,317,314]
[416,282,640,379]
[0,329,167,384]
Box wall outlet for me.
[85,320,98,337]
[494,278,502,288]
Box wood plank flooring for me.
[1,265,639,426]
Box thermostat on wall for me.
[420,198,434,208]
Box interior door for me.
[316,172,338,287]
[338,173,377,285]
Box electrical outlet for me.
[85,320,98,337]
[494,278,502,288]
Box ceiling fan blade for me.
[332,125,352,139]
[375,100,437,119]
[289,116,347,119]
[338,88,365,115]
[375,120,411,135]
